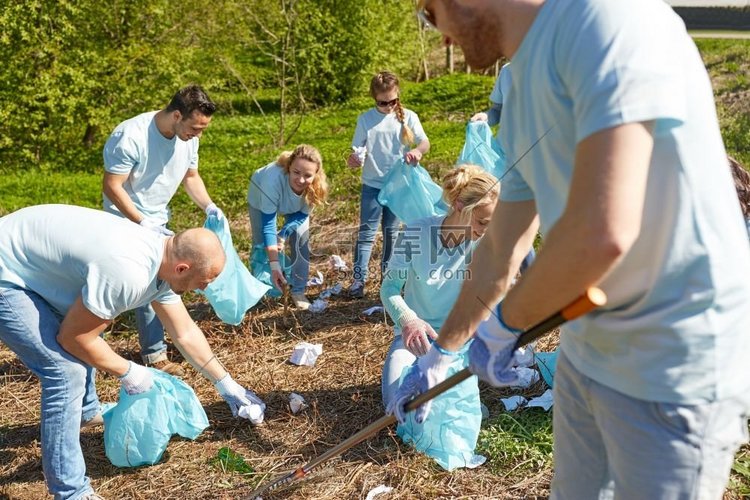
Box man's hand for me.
[119,361,155,395]
[139,218,174,237]
[214,374,267,425]
[386,344,457,424]
[205,203,225,221]
[468,303,520,387]
[401,317,438,357]
[404,149,423,165]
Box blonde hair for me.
[277,144,328,207]
[370,71,415,146]
[442,164,499,216]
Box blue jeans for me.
[551,350,750,499]
[248,206,310,294]
[136,304,167,363]
[381,335,416,409]
[0,284,99,499]
[353,184,400,283]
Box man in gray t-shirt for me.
[0,205,264,499]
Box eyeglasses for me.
[417,0,436,29]
[375,98,399,108]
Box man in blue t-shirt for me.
[0,205,264,500]
[393,1,750,498]
[103,84,225,376]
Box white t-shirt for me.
[0,205,180,319]
[247,162,309,215]
[103,111,199,223]
[500,0,750,403]
[352,108,428,189]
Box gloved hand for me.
[205,203,225,221]
[404,149,423,165]
[386,343,457,424]
[470,112,489,122]
[269,260,287,291]
[214,374,267,425]
[139,218,174,237]
[400,317,438,357]
[119,361,155,395]
[468,302,521,387]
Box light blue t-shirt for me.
[247,162,310,216]
[489,62,512,107]
[103,111,199,223]
[382,215,479,333]
[352,108,428,189]
[500,0,750,404]
[0,205,180,320]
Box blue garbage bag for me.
[535,350,559,388]
[377,159,448,224]
[199,214,271,325]
[102,369,209,467]
[396,341,485,471]
[249,244,291,299]
[456,121,506,179]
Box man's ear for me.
[175,263,190,274]
[172,110,183,122]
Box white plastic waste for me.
[309,298,328,313]
[365,485,393,500]
[500,395,527,411]
[329,254,349,271]
[527,389,554,411]
[362,305,384,316]
[289,342,323,366]
[307,271,324,287]
[289,393,308,414]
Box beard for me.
[452,3,504,69]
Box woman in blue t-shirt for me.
[247,144,328,309]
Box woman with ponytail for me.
[346,71,431,298]
[379,165,498,469]
[248,144,328,310]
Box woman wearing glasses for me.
[346,71,431,298]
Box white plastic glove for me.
[400,317,438,357]
[470,111,489,122]
[214,374,266,425]
[205,203,225,221]
[139,218,174,237]
[269,260,287,291]
[119,361,155,395]
[468,302,521,387]
[386,343,457,424]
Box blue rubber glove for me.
[386,343,458,424]
[468,302,521,387]
[205,203,225,221]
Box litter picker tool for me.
[244,287,607,499]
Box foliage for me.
[476,410,554,479]
[211,446,254,474]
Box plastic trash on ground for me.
[329,255,348,272]
[514,344,536,368]
[527,389,554,411]
[397,341,485,471]
[289,342,323,366]
[236,389,266,425]
[501,395,527,411]
[319,283,343,299]
[200,214,271,324]
[103,369,209,467]
[307,271,324,287]
[456,121,506,179]
[308,298,328,313]
[365,485,394,500]
[362,305,384,316]
[289,393,307,414]
[377,159,448,224]
[510,366,540,388]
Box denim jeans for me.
[248,206,310,294]
[551,350,750,500]
[380,335,416,409]
[353,184,400,283]
[136,303,167,363]
[0,284,99,499]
